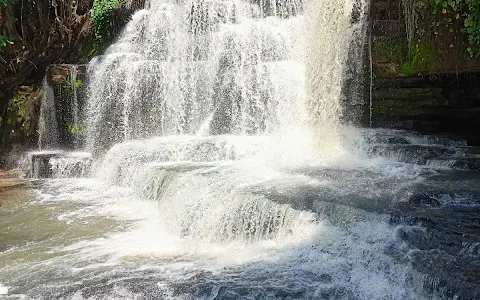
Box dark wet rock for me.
[408,194,441,208]
[23,151,92,178]
[369,0,480,145]
[366,144,457,165]
[360,131,411,145]
[47,64,88,149]
[390,192,480,300]
[29,152,60,178]
[449,158,480,171]
[408,249,480,300]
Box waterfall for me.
[85,0,369,154]
[305,0,369,152]
[8,1,480,298]
[80,0,372,245]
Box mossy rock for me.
[373,36,407,63]
[402,43,438,76]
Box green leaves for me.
[73,79,82,89]
[63,77,83,95]
[91,0,120,40]
[0,34,14,52]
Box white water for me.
[38,77,59,150]
[85,0,368,153]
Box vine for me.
[403,0,418,51]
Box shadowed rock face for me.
[110,0,148,37]
[45,64,89,150]
[371,74,480,145]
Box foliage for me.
[0,0,19,8]
[67,122,86,137]
[6,93,27,129]
[0,34,14,52]
[63,77,83,95]
[91,0,121,40]
[429,0,480,58]
[0,0,17,52]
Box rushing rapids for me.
[2,0,480,299]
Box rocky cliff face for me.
[371,0,480,145]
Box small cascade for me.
[356,129,480,170]
[67,65,86,148]
[55,64,87,149]
[38,77,59,150]
[98,136,267,184]
[20,150,92,178]
[49,152,92,178]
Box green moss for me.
[402,43,436,76]
[0,87,34,155]
[372,101,392,115]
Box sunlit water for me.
[3,129,480,299]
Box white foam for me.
[0,283,9,295]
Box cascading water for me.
[85,0,365,153]
[38,77,59,150]
[5,0,480,299]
